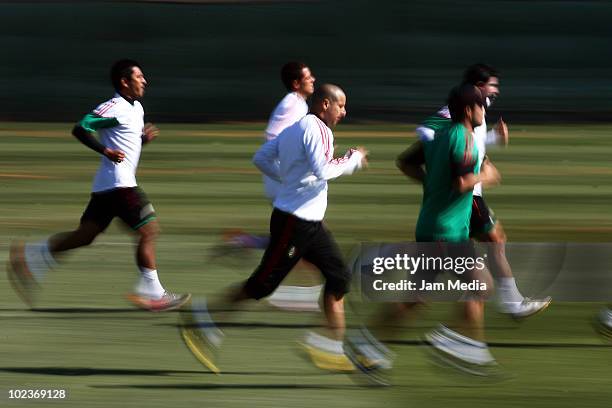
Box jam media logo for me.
[347,242,604,302]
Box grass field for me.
[1,122,611,407]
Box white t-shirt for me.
[262,92,308,200]
[253,114,363,222]
[91,94,145,193]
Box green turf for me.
[1,122,610,407]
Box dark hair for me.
[462,63,499,86]
[110,59,142,92]
[447,84,485,123]
[281,61,307,91]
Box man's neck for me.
[118,91,135,105]
[310,111,330,128]
[460,119,474,133]
[294,90,308,100]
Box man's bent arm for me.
[72,113,121,158]
[253,136,281,182]
[396,141,425,183]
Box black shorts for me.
[244,208,351,300]
[80,187,156,231]
[469,196,496,237]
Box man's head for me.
[111,59,147,100]
[447,84,485,129]
[309,84,346,128]
[281,62,316,99]
[462,63,500,105]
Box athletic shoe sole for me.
[127,293,191,312]
[296,342,356,372]
[422,335,509,379]
[343,341,392,387]
[179,326,221,374]
[593,317,612,341]
[509,296,552,320]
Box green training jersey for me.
[415,121,479,242]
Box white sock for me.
[24,240,57,282]
[135,267,165,299]
[496,277,524,303]
[304,331,344,355]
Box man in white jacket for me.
[180,84,368,373]
[218,62,323,312]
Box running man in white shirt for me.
[180,84,368,374]
[218,62,313,251]
[416,63,551,318]
[216,62,323,311]
[8,59,190,312]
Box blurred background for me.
[1,0,611,122]
[1,1,611,408]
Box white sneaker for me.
[425,326,495,365]
[347,327,395,369]
[8,241,45,307]
[596,308,612,339]
[499,296,552,319]
[599,308,612,328]
[299,331,355,372]
[179,298,224,374]
[127,291,191,312]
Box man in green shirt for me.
[346,84,502,383]
[416,64,551,319]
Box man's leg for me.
[131,220,168,300]
[472,197,551,318]
[295,224,359,372]
[302,224,351,340]
[7,192,111,307]
[111,187,189,311]
[135,219,159,270]
[418,241,500,375]
[212,197,322,313]
[474,220,520,297]
[322,290,345,341]
[179,209,304,373]
[456,300,486,342]
[48,220,106,254]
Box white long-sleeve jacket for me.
[253,114,363,221]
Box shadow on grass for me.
[171,321,322,330]
[0,367,208,376]
[90,383,358,391]
[387,340,612,348]
[0,367,331,377]
[1,308,144,314]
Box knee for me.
[489,223,507,243]
[75,229,98,247]
[243,278,275,300]
[323,269,351,300]
[138,222,160,242]
[324,295,345,315]
[473,272,494,300]
[482,274,495,299]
